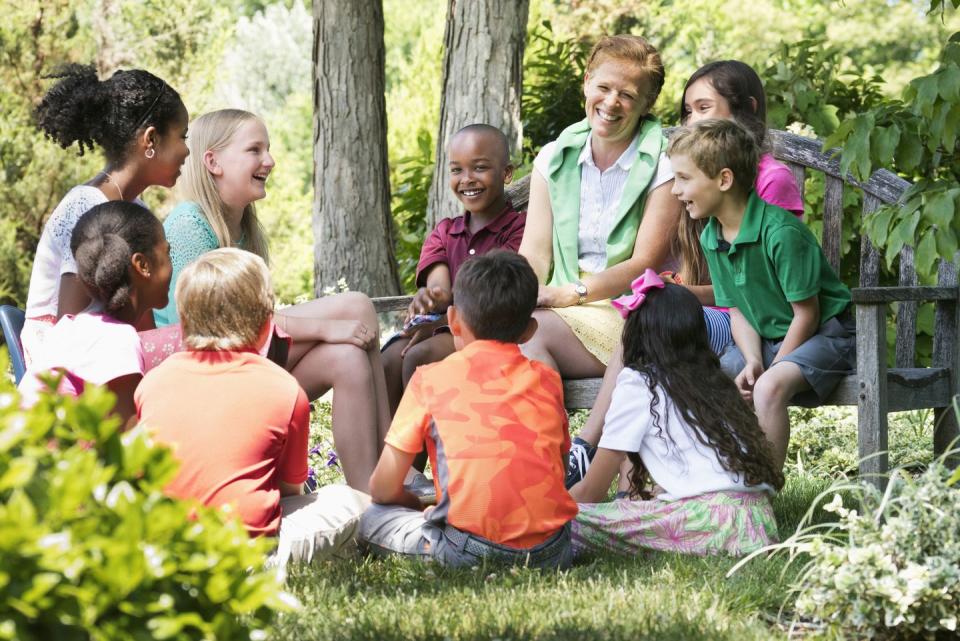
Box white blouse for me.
[534,134,674,274]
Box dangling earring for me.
[145,148,156,159]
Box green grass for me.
[282,406,934,641]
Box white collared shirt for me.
[534,134,674,273]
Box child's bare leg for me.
[752,361,809,470]
[400,333,456,386]
[288,340,381,490]
[578,343,624,447]
[382,337,409,416]
[280,292,391,442]
[520,309,605,378]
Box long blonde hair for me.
[177,109,270,263]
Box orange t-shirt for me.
[387,340,577,548]
[134,350,310,536]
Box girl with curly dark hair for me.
[22,63,188,360]
[569,271,783,557]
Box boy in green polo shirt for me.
[667,119,855,470]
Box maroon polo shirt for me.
[415,203,526,287]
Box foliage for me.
[521,21,590,164]
[390,131,434,293]
[760,458,960,639]
[0,361,294,640]
[826,32,960,276]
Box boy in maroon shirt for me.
[382,124,524,413]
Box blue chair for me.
[0,305,27,384]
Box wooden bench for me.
[372,129,960,485]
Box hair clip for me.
[610,268,665,318]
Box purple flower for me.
[326,449,339,468]
[309,445,322,456]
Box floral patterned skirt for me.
[572,491,778,557]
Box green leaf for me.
[911,75,939,118]
[865,204,896,247]
[943,102,960,153]
[925,189,956,227]
[915,229,938,274]
[0,457,36,491]
[870,125,901,165]
[935,226,958,262]
[840,113,875,180]
[895,133,924,173]
[938,63,960,102]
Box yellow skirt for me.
[552,301,624,365]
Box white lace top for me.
[534,135,674,274]
[25,186,108,319]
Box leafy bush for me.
[391,130,434,293]
[0,363,295,640]
[732,441,960,640]
[784,460,960,639]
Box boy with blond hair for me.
[135,247,369,566]
[362,251,577,568]
[668,119,855,470]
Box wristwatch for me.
[573,280,588,305]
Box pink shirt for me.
[416,204,526,287]
[756,153,804,217]
[18,312,144,406]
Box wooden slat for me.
[851,286,958,304]
[822,175,844,273]
[859,195,882,288]
[856,303,889,488]
[787,162,806,203]
[372,295,414,313]
[768,130,911,205]
[895,245,918,368]
[562,368,952,412]
[505,175,530,211]
[933,253,960,461]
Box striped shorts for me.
[703,307,732,354]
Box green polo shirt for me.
[701,192,851,340]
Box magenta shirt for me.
[756,153,804,217]
[416,203,526,287]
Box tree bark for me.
[312,0,400,297]
[426,0,530,228]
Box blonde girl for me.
[157,109,390,490]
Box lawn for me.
[276,407,935,641]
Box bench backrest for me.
[502,129,955,369]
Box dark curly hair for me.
[620,283,784,497]
[34,63,184,163]
[71,201,164,314]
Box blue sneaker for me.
[565,437,597,489]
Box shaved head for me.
[450,124,510,165]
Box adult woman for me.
[23,64,189,359]
[519,35,681,378]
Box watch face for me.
[575,283,587,295]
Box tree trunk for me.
[312,0,400,297]
[425,0,530,229]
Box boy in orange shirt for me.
[135,248,369,566]
[362,250,577,568]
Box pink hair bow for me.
[610,268,665,318]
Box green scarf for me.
[543,117,665,287]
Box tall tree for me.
[312,0,400,297]
[425,0,529,228]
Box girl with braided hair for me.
[19,201,171,429]
[22,63,188,360]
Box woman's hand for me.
[318,319,376,349]
[537,284,578,308]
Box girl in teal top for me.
[161,109,391,491]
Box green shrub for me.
[0,362,295,640]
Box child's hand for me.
[400,317,444,356]
[320,319,377,349]
[407,286,452,319]
[734,360,764,403]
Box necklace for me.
[100,172,124,201]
